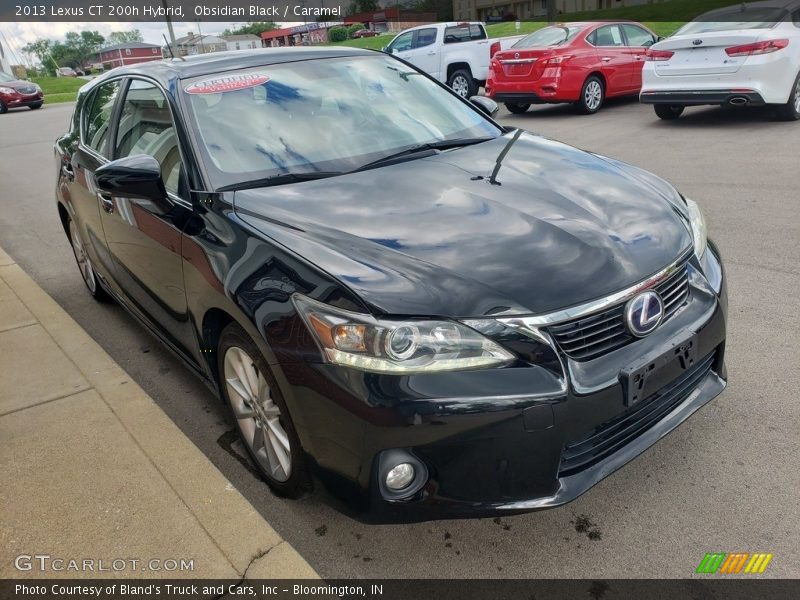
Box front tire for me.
[29,103,43,110]
[577,75,604,114]
[505,102,531,114]
[448,69,477,99]
[67,216,110,301]
[775,71,800,121]
[218,322,311,499]
[0,101,7,114]
[654,104,685,120]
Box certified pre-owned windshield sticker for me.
[184,74,269,94]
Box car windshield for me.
[0,72,15,82]
[182,54,500,189]
[676,8,786,34]
[513,26,582,49]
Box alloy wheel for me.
[223,346,292,482]
[451,75,469,98]
[794,78,800,115]
[69,220,97,293]
[585,80,603,111]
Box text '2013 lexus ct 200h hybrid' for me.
[55,47,727,522]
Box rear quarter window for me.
[444,24,486,44]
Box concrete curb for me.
[0,244,318,580]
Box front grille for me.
[17,86,37,95]
[559,351,716,476]
[547,259,690,361]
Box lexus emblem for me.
[514,52,520,59]
[625,291,664,337]
[692,39,703,46]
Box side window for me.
[83,80,121,157]
[414,28,437,49]
[444,25,471,44]
[591,25,625,47]
[469,25,487,41]
[114,80,182,196]
[622,24,656,47]
[390,31,414,52]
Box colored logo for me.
[184,73,270,95]
[696,552,773,574]
[624,291,664,337]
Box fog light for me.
[385,463,415,490]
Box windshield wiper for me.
[217,171,343,192]
[352,137,494,173]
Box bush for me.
[328,27,348,42]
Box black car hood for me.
[233,132,692,318]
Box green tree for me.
[107,30,144,45]
[62,31,105,69]
[348,0,379,15]
[221,22,277,37]
[22,39,56,72]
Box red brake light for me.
[490,41,501,58]
[645,49,674,62]
[725,39,788,57]
[544,55,572,66]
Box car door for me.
[68,79,124,292]
[588,24,634,96]
[620,24,657,92]
[97,77,196,359]
[406,28,440,79]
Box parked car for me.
[56,67,78,77]
[487,21,660,114]
[0,72,44,113]
[55,47,727,522]
[352,29,379,38]
[383,21,491,97]
[640,0,800,121]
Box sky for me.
[0,21,302,65]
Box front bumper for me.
[278,248,728,523]
[1,91,44,108]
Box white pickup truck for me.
[383,22,504,98]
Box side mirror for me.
[382,46,392,54]
[469,95,499,118]
[656,36,665,42]
[96,155,168,206]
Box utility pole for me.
[162,0,176,46]
[546,0,557,24]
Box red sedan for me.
[487,22,659,114]
[0,72,44,114]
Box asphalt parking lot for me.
[1,97,798,578]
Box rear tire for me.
[654,104,685,120]
[448,69,477,99]
[218,322,311,499]
[505,102,531,114]
[774,71,800,121]
[67,216,111,302]
[577,75,604,114]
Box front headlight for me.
[293,294,514,374]
[0,86,15,95]
[684,198,707,259]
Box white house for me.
[222,34,261,51]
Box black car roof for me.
[82,46,374,95]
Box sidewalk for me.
[0,244,318,580]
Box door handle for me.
[97,191,114,214]
[427,51,436,55]
[61,163,74,181]
[602,57,612,62]
[634,55,644,61]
